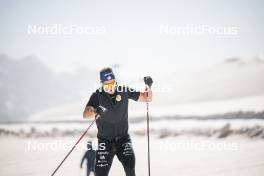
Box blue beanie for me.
[100,68,115,82]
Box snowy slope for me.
[153,57,264,105]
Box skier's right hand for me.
[83,106,97,119]
[96,105,108,117]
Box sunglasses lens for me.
[103,81,116,90]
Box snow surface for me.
[1,136,264,176]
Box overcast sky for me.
[0,0,263,77]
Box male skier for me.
[80,141,96,176]
[83,67,153,176]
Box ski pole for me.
[50,116,98,176]
[146,87,151,176]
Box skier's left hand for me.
[137,76,153,102]
[144,76,153,88]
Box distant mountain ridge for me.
[0,54,96,121]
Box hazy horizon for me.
[1,0,264,76]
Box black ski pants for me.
[95,134,136,176]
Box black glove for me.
[144,76,153,88]
[96,105,108,116]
